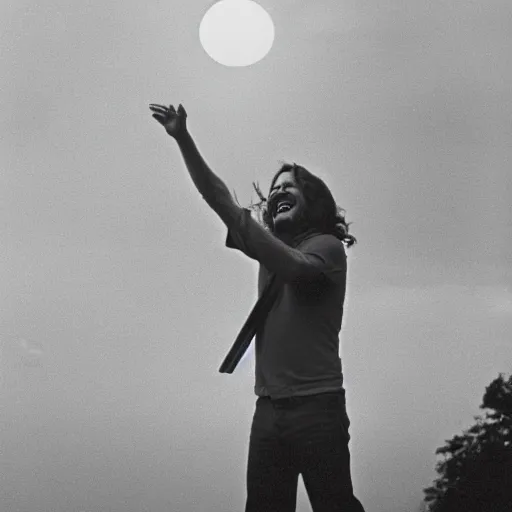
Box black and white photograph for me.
[2,0,511,511]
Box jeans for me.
[245,390,366,512]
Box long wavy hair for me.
[237,162,357,248]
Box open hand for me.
[149,103,188,140]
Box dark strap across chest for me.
[218,273,280,374]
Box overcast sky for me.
[1,0,511,511]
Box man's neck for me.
[275,226,321,247]
[275,231,295,246]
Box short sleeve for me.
[225,208,258,260]
[298,234,347,285]
[224,207,345,286]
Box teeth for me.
[277,204,292,214]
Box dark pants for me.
[245,390,366,512]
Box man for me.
[149,102,365,512]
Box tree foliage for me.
[423,373,512,512]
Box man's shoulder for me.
[301,232,346,254]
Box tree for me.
[423,373,512,512]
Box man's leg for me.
[292,392,366,512]
[245,397,300,512]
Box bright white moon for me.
[199,0,275,67]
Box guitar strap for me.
[218,273,280,374]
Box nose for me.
[272,185,289,198]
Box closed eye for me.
[270,185,295,200]
[270,182,294,192]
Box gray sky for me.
[1,0,511,511]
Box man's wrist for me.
[174,129,191,145]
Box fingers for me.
[152,113,166,125]
[149,102,186,122]
[149,103,186,115]
[149,104,169,115]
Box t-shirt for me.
[225,208,347,399]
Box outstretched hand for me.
[149,103,188,140]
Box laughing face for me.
[268,171,307,239]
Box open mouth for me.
[274,201,294,217]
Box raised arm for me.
[149,103,344,284]
[149,103,239,227]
